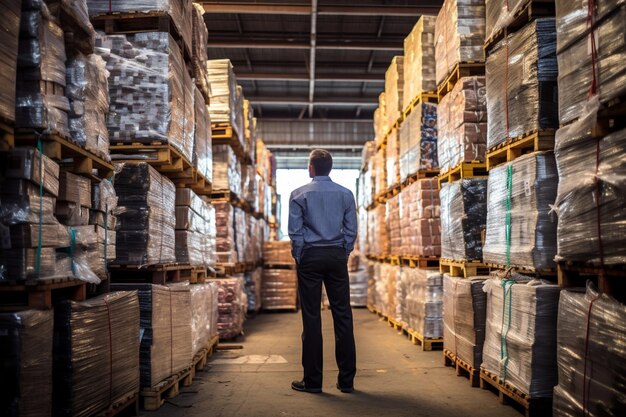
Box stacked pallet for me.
[262,241,297,311]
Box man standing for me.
[288,149,357,394]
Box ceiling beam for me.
[235,72,383,83]
[308,0,318,118]
[202,3,441,16]
[208,38,403,51]
[257,118,372,123]
[248,96,378,107]
[267,144,363,150]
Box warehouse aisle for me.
[152,309,520,417]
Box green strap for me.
[36,138,44,277]
[104,201,109,274]
[499,279,514,383]
[505,164,513,267]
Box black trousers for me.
[297,246,356,388]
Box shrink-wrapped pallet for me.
[553,284,626,417]
[374,149,386,197]
[443,274,487,368]
[486,19,558,149]
[0,1,20,122]
[374,93,388,147]
[114,163,176,265]
[234,207,246,263]
[385,56,404,129]
[386,128,399,188]
[440,178,487,261]
[87,0,193,56]
[485,0,541,43]
[207,59,244,143]
[399,179,441,257]
[190,282,218,355]
[263,240,294,264]
[483,152,558,270]
[245,268,263,312]
[403,16,437,109]
[386,194,401,255]
[437,76,487,172]
[213,144,241,195]
[214,200,237,263]
[349,268,368,307]
[435,0,486,85]
[556,2,626,124]
[191,3,210,97]
[262,268,297,310]
[96,32,194,163]
[402,268,443,338]
[367,204,389,257]
[56,171,91,226]
[194,85,212,183]
[70,224,113,283]
[210,276,247,339]
[0,310,53,417]
[553,99,626,266]
[376,264,399,318]
[482,277,560,398]
[53,291,140,417]
[399,103,438,181]
[175,188,215,266]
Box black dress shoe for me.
[291,380,322,393]
[336,383,354,393]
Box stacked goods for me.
[244,99,256,158]
[443,274,487,368]
[437,76,487,173]
[553,285,626,416]
[191,3,210,98]
[56,171,91,226]
[348,252,368,307]
[553,104,626,266]
[16,2,70,137]
[213,144,241,194]
[386,128,399,187]
[374,92,388,147]
[87,0,193,57]
[207,59,244,145]
[175,188,216,266]
[245,268,263,312]
[255,139,273,186]
[193,85,212,183]
[486,19,558,148]
[361,141,376,169]
[440,178,487,261]
[483,152,558,270]
[241,165,256,205]
[53,291,140,417]
[367,205,388,257]
[402,269,443,338]
[0,148,71,280]
[263,240,294,264]
[88,180,117,280]
[113,163,176,266]
[482,277,560,398]
[367,261,376,308]
[399,178,441,257]
[0,1,19,123]
[0,310,53,417]
[556,1,626,124]
[358,207,368,257]
[374,150,386,197]
[210,276,247,340]
[385,56,404,129]
[234,207,246,263]
[190,282,219,354]
[399,102,438,181]
[214,200,236,263]
[110,283,192,389]
[262,269,298,310]
[403,16,436,108]
[96,32,194,163]
[65,53,110,160]
[435,0,486,85]
[375,263,399,318]
[485,0,544,42]
[386,194,401,255]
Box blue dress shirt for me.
[288,176,358,263]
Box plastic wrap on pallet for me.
[46,0,95,44]
[358,207,368,255]
[233,207,246,263]
[213,144,241,195]
[556,4,626,125]
[403,16,436,110]
[191,283,215,356]
[552,283,626,417]
[555,0,624,52]
[87,0,193,57]
[90,179,117,232]
[386,194,401,255]
[483,152,558,270]
[349,268,368,307]
[207,59,244,140]
[70,224,112,282]
[0,310,53,417]
[262,268,297,310]
[214,200,237,263]
[361,141,376,170]
[194,86,213,183]
[443,274,487,368]
[240,164,255,205]
[0,1,20,122]
[485,0,530,43]
[482,277,560,398]
[401,268,443,338]
[374,149,387,197]
[191,3,210,97]
[435,0,486,85]
[437,76,487,172]
[245,268,262,312]
[374,93,388,148]
[367,204,388,257]
[399,103,438,182]
[486,19,558,149]
[66,52,110,161]
[440,178,487,262]
[385,56,404,130]
[210,276,246,339]
[399,179,441,257]
[56,171,91,226]
[263,240,294,264]
[175,188,213,266]
[96,32,194,163]
[53,291,140,417]
[553,99,626,265]
[114,163,176,266]
[2,146,59,197]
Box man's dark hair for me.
[309,149,333,176]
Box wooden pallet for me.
[437,62,485,100]
[484,0,556,55]
[0,276,86,310]
[214,262,246,276]
[557,262,626,303]
[109,263,195,285]
[188,335,219,381]
[96,392,139,417]
[486,130,555,170]
[443,349,480,387]
[440,259,491,278]
[387,316,403,332]
[263,262,296,270]
[479,368,552,417]
[401,170,440,188]
[485,263,556,278]
[16,130,115,180]
[180,266,208,284]
[403,92,439,119]
[0,118,15,151]
[212,123,246,161]
[438,162,487,188]
[404,327,443,351]
[400,256,440,269]
[141,366,193,411]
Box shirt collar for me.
[312,176,332,182]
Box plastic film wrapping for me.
[56,171,91,226]
[190,283,215,355]
[374,149,387,197]
[387,129,400,188]
[443,274,487,368]
[175,188,214,266]
[399,179,441,257]
[191,3,210,97]
[245,268,263,312]
[0,1,20,122]
[483,152,558,270]
[234,207,246,263]
[209,276,247,339]
[366,204,389,257]
[440,178,487,261]
[481,277,560,398]
[213,144,241,195]
[96,32,194,163]
[262,268,297,310]
[214,201,237,263]
[349,267,368,307]
[374,93,388,148]
[485,0,529,43]
[398,103,438,182]
[194,86,213,183]
[263,240,294,264]
[207,59,244,142]
[401,268,443,338]
[385,56,404,129]
[53,291,140,417]
[0,309,53,417]
[403,16,436,110]
[437,76,487,172]
[114,163,176,266]
[386,194,401,255]
[435,0,486,85]
[552,284,626,417]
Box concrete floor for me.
[151,308,522,417]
